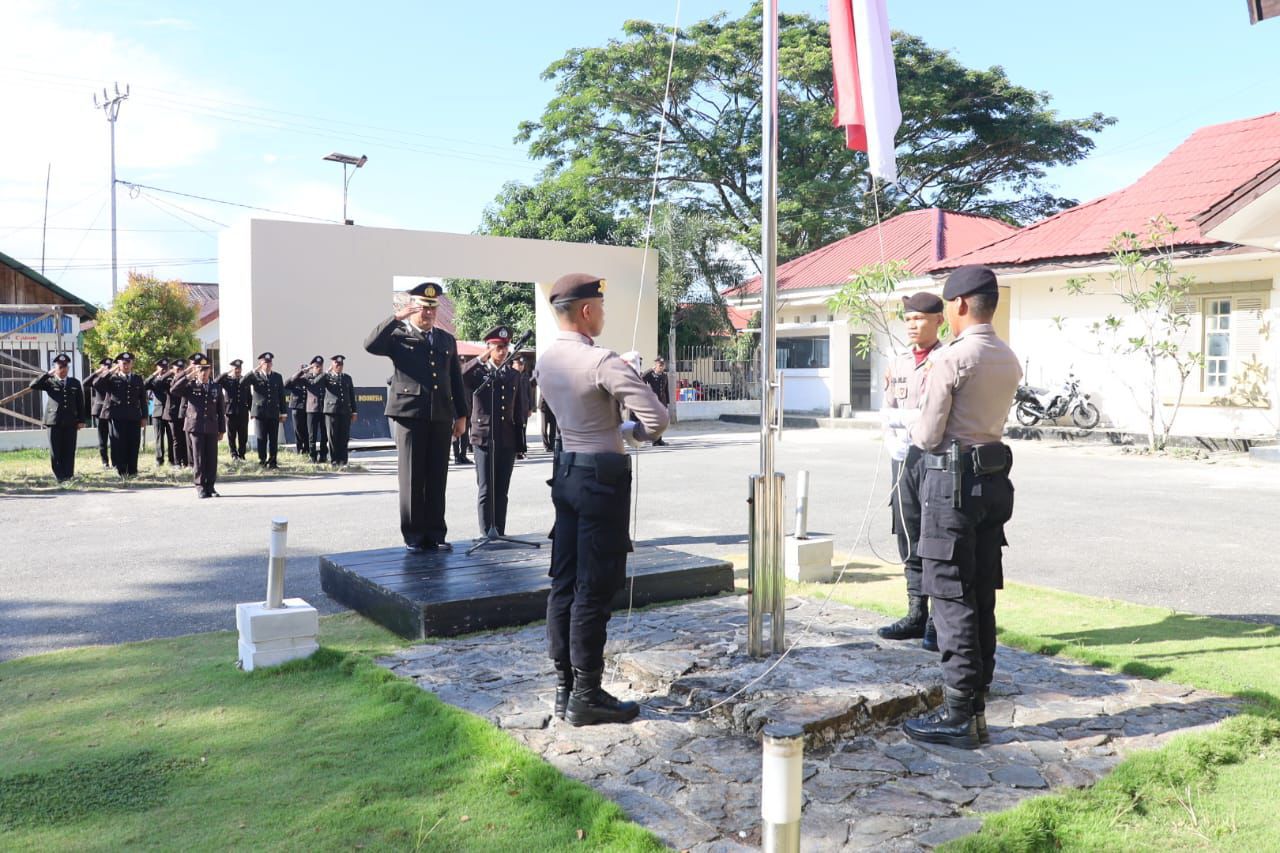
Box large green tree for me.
[449,174,635,343]
[83,272,201,373]
[517,5,1113,259]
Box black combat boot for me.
[903,686,979,749]
[565,667,640,726]
[552,660,574,720]
[974,689,990,744]
[877,595,928,640]
[921,616,939,652]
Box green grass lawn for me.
[0,615,660,852]
[790,559,1280,852]
[0,444,360,494]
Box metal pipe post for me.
[761,722,804,852]
[747,474,765,657]
[794,469,809,540]
[267,517,288,608]
[770,471,786,654]
[759,0,779,483]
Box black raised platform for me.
[319,539,736,640]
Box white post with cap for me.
[236,517,319,671]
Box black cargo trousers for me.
[546,451,632,672]
[916,449,1014,694]
[890,444,925,596]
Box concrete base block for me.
[236,598,319,671]
[784,535,834,583]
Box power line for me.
[117,181,340,223]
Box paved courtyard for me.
[2,421,1278,661]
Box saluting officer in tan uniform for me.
[903,265,1021,750]
[535,273,669,726]
[878,292,944,649]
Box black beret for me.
[98,357,113,367]
[331,355,345,363]
[549,273,607,304]
[156,358,170,368]
[229,359,243,368]
[902,292,944,314]
[258,352,274,361]
[943,265,999,300]
[115,352,134,362]
[310,355,324,366]
[53,353,71,365]
[407,282,443,303]
[483,325,513,343]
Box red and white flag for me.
[829,0,901,184]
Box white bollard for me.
[794,470,809,540]
[267,517,287,609]
[761,722,804,852]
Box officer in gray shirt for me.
[902,265,1021,750]
[534,272,668,726]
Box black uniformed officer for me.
[29,353,86,481]
[171,360,227,498]
[217,359,251,460]
[363,282,467,551]
[878,292,945,649]
[285,362,310,455]
[535,273,669,726]
[902,266,1021,750]
[145,358,174,466]
[462,325,530,536]
[319,355,357,466]
[163,359,189,467]
[640,357,671,446]
[245,351,288,468]
[181,353,208,467]
[287,356,329,463]
[512,354,533,458]
[99,352,147,477]
[83,357,114,468]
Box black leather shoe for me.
[878,596,928,640]
[404,544,425,553]
[553,660,574,720]
[903,686,979,749]
[566,667,639,726]
[921,617,939,652]
[455,456,472,465]
[423,541,453,553]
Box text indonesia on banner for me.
[829,0,901,184]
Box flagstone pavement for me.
[380,595,1240,851]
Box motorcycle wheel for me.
[1015,404,1041,426]
[1072,402,1101,429]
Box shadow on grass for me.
[1044,612,1278,649]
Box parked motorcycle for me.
[1013,373,1100,429]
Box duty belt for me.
[923,442,1010,476]
[560,451,631,471]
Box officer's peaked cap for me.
[902,292,944,314]
[331,354,345,363]
[310,355,324,366]
[483,325,512,343]
[550,273,607,304]
[229,359,244,367]
[98,357,113,367]
[258,351,274,361]
[407,282,442,303]
[115,352,134,362]
[942,265,999,300]
[53,353,71,365]
[155,357,170,368]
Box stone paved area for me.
[380,596,1240,851]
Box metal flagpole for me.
[749,0,785,658]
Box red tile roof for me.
[728,209,1016,297]
[726,305,755,331]
[935,112,1280,271]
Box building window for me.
[1203,298,1231,389]
[777,337,829,369]
[810,314,818,323]
[827,314,834,322]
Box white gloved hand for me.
[619,350,643,377]
[619,420,643,449]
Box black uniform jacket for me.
[641,369,670,406]
[83,368,111,418]
[29,374,85,426]
[319,372,357,415]
[99,371,147,420]
[287,368,327,413]
[217,373,252,416]
[171,374,227,435]
[462,358,529,447]
[245,369,288,419]
[144,372,170,419]
[285,374,309,410]
[363,317,466,423]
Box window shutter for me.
[1232,295,1266,361]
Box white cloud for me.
[139,17,195,31]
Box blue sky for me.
[1,1,1277,307]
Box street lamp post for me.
[94,82,129,299]
[323,153,367,224]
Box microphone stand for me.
[467,333,541,555]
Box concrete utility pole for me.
[94,82,129,299]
